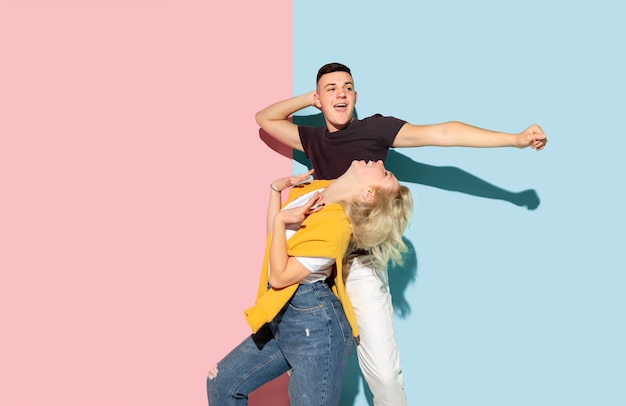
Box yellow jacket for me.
[243,180,359,339]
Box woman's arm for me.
[268,192,323,289]
[266,183,283,234]
[266,169,315,234]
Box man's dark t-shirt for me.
[298,114,406,180]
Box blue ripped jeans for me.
[207,281,352,406]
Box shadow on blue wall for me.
[287,112,540,211]
[257,112,541,405]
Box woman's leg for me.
[206,324,291,405]
[275,282,352,406]
[345,255,406,406]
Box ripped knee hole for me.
[208,365,218,380]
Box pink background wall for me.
[1,1,291,405]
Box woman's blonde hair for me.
[342,184,413,269]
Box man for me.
[256,62,547,405]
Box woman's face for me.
[350,160,399,192]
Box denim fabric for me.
[207,281,352,406]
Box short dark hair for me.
[316,62,352,83]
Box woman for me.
[206,160,413,406]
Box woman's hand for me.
[270,169,315,193]
[275,191,324,225]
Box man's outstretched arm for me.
[393,121,547,150]
[255,91,317,152]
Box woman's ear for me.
[363,189,375,203]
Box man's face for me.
[314,71,357,132]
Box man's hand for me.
[517,124,548,150]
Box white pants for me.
[345,255,407,406]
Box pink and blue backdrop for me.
[2,1,625,406]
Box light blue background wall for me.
[293,1,625,405]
